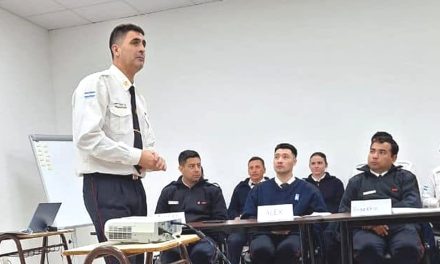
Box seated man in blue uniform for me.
[241,143,327,264]
[339,132,423,264]
[155,150,228,264]
[227,156,269,264]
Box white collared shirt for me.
[370,170,388,177]
[311,173,326,182]
[249,178,266,188]
[72,65,155,177]
[275,175,295,188]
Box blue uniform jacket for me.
[339,165,422,233]
[227,177,270,220]
[155,176,228,222]
[339,165,422,213]
[241,177,327,219]
[305,172,344,213]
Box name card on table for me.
[257,204,294,222]
[351,199,392,216]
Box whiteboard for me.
[29,134,92,228]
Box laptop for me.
[0,202,62,234]
[25,202,62,233]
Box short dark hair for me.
[371,131,393,141]
[370,131,399,156]
[248,156,265,168]
[274,143,297,157]
[109,23,145,59]
[178,150,200,166]
[310,152,328,165]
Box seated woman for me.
[304,152,344,264]
[304,152,344,213]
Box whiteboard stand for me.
[29,134,92,228]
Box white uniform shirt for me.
[275,175,295,187]
[72,65,155,177]
[249,178,266,188]
[422,166,440,207]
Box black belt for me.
[83,172,140,180]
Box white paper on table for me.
[392,207,440,214]
[306,212,332,217]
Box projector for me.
[104,216,182,243]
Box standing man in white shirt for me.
[72,23,166,264]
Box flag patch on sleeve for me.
[84,91,96,98]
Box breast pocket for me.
[109,104,131,134]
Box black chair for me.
[419,223,440,264]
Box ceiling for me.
[0,0,221,30]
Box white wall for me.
[0,8,62,264]
[50,0,440,214]
[0,9,54,229]
[0,0,437,261]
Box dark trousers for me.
[83,173,147,264]
[324,223,341,264]
[160,236,218,264]
[227,232,248,264]
[250,233,301,264]
[353,224,423,264]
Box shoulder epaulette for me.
[164,180,179,188]
[204,180,221,188]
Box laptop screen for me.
[27,202,62,233]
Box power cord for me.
[158,228,182,242]
[170,222,231,264]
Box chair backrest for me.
[394,160,415,173]
[352,163,366,176]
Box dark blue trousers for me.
[250,233,301,264]
[83,173,147,264]
[324,222,341,264]
[353,224,423,264]
[227,232,247,264]
[160,236,218,264]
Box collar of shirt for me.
[249,178,266,188]
[110,64,134,91]
[275,175,295,188]
[311,173,326,182]
[370,170,388,177]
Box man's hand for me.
[152,152,167,171]
[138,150,167,171]
[363,225,389,237]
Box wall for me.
[0,0,437,261]
[0,9,54,230]
[50,0,440,213]
[0,8,60,264]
